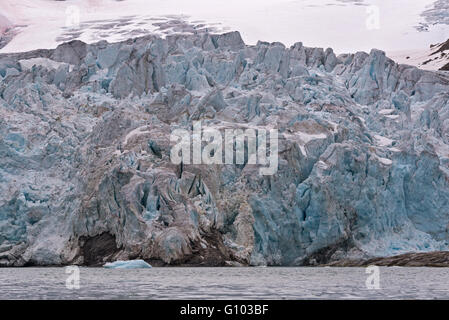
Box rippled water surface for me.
[1,267,449,299]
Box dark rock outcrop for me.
[326,251,449,267]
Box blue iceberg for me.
[103,260,152,269]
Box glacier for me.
[0,30,449,267]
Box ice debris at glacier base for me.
[104,260,152,269]
[0,31,449,267]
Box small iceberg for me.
[103,259,152,269]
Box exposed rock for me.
[326,251,449,267]
[80,233,120,266]
[104,259,152,269]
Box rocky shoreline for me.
[7,251,449,268]
[324,251,449,267]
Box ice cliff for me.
[1,31,449,266]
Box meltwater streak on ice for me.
[0,0,448,54]
[1,267,449,299]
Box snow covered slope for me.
[1,0,449,65]
[1,31,449,266]
[0,14,12,34]
[389,39,449,71]
[0,14,14,49]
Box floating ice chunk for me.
[103,259,152,269]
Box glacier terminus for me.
[0,28,449,267]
